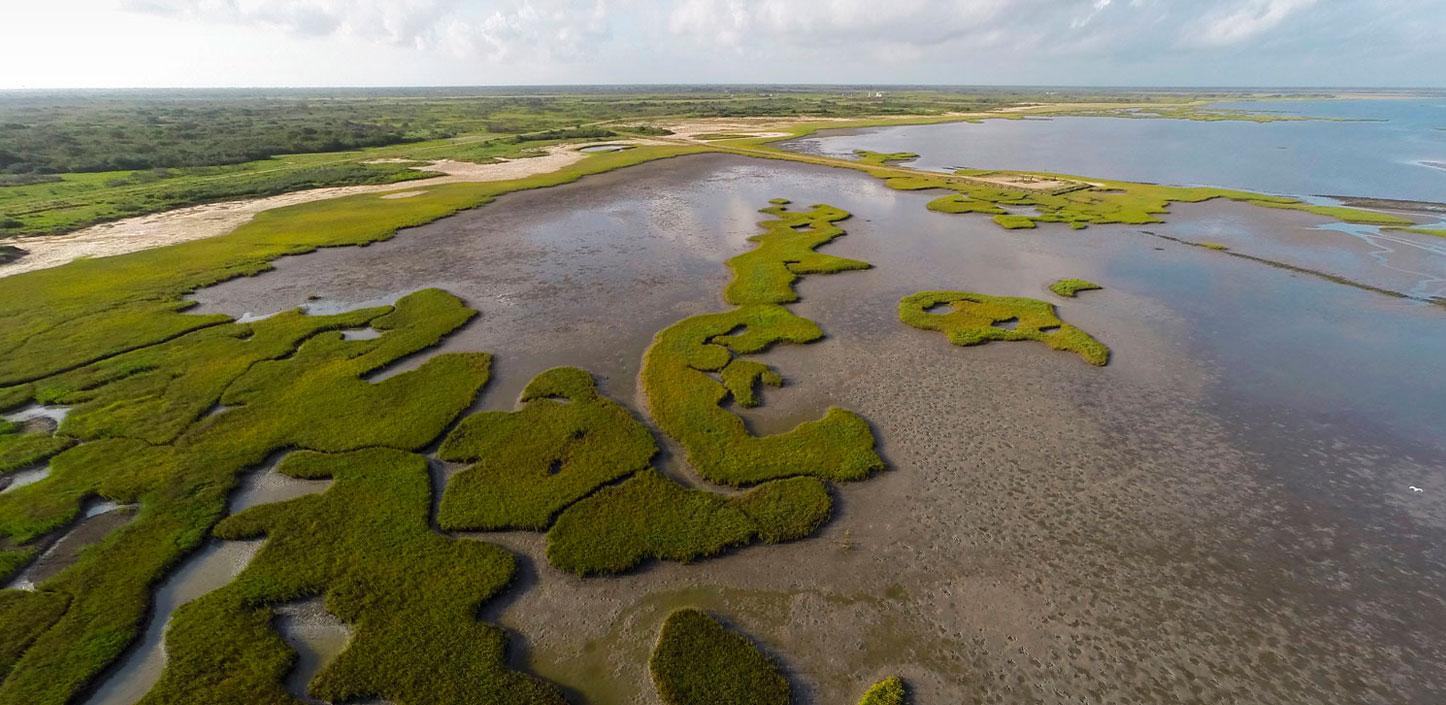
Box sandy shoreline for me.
[0,144,602,279]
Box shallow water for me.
[82,455,331,705]
[178,154,1445,704]
[781,98,1446,201]
[3,403,70,426]
[4,500,130,591]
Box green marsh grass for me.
[649,609,790,705]
[642,203,883,486]
[1048,278,1103,297]
[142,449,564,705]
[900,290,1110,366]
[438,367,656,531]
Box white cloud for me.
[122,0,613,60]
[1193,0,1318,46]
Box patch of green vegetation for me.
[1199,241,1230,250]
[645,306,880,488]
[0,430,73,477]
[1395,227,1446,239]
[720,359,782,408]
[925,194,1005,215]
[853,150,919,165]
[900,290,1110,366]
[0,158,438,237]
[435,364,836,576]
[34,306,382,445]
[437,367,655,532]
[142,449,564,705]
[547,470,831,576]
[642,203,883,487]
[648,608,909,705]
[1250,201,1415,225]
[0,290,489,705]
[724,202,869,306]
[649,609,790,705]
[857,676,909,705]
[992,214,1037,229]
[0,591,68,681]
[513,127,617,142]
[1049,278,1103,297]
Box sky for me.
[1,0,1443,89]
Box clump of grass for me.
[437,367,656,531]
[0,386,29,413]
[647,608,908,705]
[142,449,565,705]
[1199,241,1230,251]
[866,165,1413,233]
[899,290,1110,366]
[926,194,1004,215]
[723,202,868,306]
[643,304,882,486]
[642,203,883,486]
[719,359,782,408]
[858,676,909,705]
[992,214,1038,230]
[649,609,790,705]
[1048,278,1103,298]
[0,430,73,478]
[853,150,919,165]
[546,469,831,576]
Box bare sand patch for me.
[0,143,602,278]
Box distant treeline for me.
[0,87,1278,175]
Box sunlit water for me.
[781,98,1446,201]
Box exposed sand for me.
[663,116,855,141]
[0,144,599,279]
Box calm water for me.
[782,98,1446,201]
[108,155,1446,704]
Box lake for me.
[780,98,1446,202]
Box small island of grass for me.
[1049,278,1103,297]
[853,150,920,165]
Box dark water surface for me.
[169,155,1446,705]
[780,98,1446,201]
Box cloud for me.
[121,0,613,60]
[103,0,1446,86]
[1193,0,1318,47]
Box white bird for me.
[1409,486,1424,493]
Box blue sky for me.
[2,0,1442,89]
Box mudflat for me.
[176,154,1446,705]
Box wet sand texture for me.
[183,155,1444,704]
